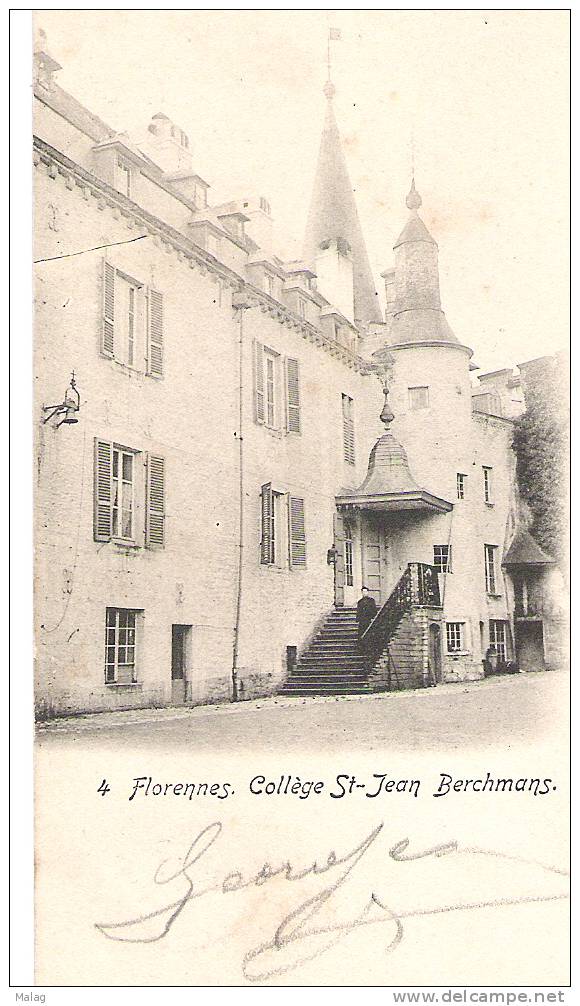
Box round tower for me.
[376,181,475,502]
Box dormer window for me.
[298,296,307,319]
[116,157,132,198]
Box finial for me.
[323,79,336,100]
[380,381,395,430]
[406,177,422,211]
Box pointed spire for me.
[406,177,422,211]
[302,87,381,325]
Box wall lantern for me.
[43,372,80,427]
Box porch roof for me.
[335,489,453,514]
[502,529,555,567]
[336,431,453,515]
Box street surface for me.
[36,671,567,753]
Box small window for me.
[298,296,307,319]
[489,620,508,661]
[457,473,467,500]
[433,544,452,573]
[483,466,493,504]
[446,622,465,653]
[105,608,139,684]
[409,386,429,410]
[342,394,355,465]
[484,544,499,594]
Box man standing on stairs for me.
[357,587,377,643]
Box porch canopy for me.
[336,431,453,515]
[502,529,555,567]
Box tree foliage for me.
[512,357,569,561]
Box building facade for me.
[33,33,565,717]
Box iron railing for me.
[361,562,441,662]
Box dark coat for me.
[357,594,378,638]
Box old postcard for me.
[25,9,570,991]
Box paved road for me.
[36,671,567,753]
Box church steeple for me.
[302,83,382,326]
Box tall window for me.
[345,523,354,587]
[433,544,452,573]
[409,386,429,410]
[101,261,163,376]
[342,394,355,464]
[94,440,165,548]
[254,342,301,434]
[483,466,493,503]
[105,608,138,684]
[265,352,276,427]
[457,473,466,499]
[446,622,465,653]
[484,544,498,594]
[489,620,507,661]
[261,485,306,568]
[112,448,134,541]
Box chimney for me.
[33,27,62,92]
[140,113,193,175]
[315,237,354,323]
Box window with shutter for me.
[254,341,265,424]
[342,394,355,464]
[260,483,273,564]
[145,454,165,548]
[285,357,301,434]
[147,288,164,377]
[102,260,115,358]
[94,439,113,541]
[288,496,306,568]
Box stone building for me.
[33,32,565,717]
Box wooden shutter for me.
[285,357,301,433]
[254,341,265,423]
[342,395,355,464]
[333,511,346,606]
[147,288,164,377]
[288,496,306,568]
[101,260,115,357]
[145,454,165,548]
[93,439,113,541]
[260,483,273,564]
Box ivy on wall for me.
[512,356,569,562]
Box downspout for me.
[231,290,252,701]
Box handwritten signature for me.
[95,822,569,982]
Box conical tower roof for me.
[303,84,381,325]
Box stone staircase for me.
[280,562,444,697]
[280,607,373,696]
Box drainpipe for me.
[231,289,252,701]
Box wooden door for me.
[363,520,383,605]
[171,625,191,703]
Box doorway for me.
[515,622,545,673]
[363,519,384,605]
[429,623,442,685]
[171,624,192,703]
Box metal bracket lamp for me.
[42,371,80,427]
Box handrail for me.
[361,562,441,661]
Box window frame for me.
[446,621,465,654]
[408,386,430,410]
[484,544,499,594]
[263,347,280,430]
[105,607,139,685]
[111,445,137,543]
[345,522,354,587]
[433,544,453,574]
[489,619,508,661]
[483,466,493,504]
[456,473,467,500]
